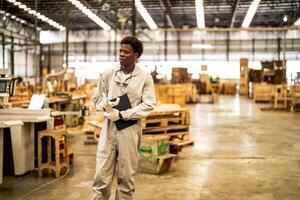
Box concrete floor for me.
[1,95,300,200]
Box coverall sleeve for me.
[120,75,156,120]
[92,73,107,106]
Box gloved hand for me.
[103,108,120,122]
[96,93,120,112]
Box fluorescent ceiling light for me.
[135,0,158,29]
[6,0,65,31]
[242,0,261,27]
[1,10,31,26]
[195,0,205,28]
[68,0,111,30]
[295,18,300,25]
[192,44,214,49]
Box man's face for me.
[119,44,138,67]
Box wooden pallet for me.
[82,121,102,145]
[142,106,189,129]
[143,125,189,135]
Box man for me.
[92,36,156,200]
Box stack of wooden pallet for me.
[141,104,193,154]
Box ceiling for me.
[1,0,300,31]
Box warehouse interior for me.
[0,0,300,199]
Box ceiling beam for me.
[159,0,175,28]
[230,0,239,28]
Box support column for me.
[226,32,230,61]
[65,0,70,68]
[34,0,38,84]
[83,41,87,62]
[131,0,136,36]
[177,31,181,60]
[277,37,281,61]
[164,12,168,61]
[1,33,5,69]
[10,36,14,75]
[252,38,255,61]
[114,29,118,62]
[47,45,51,73]
[39,44,43,78]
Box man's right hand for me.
[96,93,120,112]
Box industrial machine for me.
[0,69,17,108]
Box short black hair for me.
[120,36,143,58]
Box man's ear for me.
[134,52,139,59]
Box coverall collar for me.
[114,63,142,77]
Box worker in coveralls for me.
[92,36,156,199]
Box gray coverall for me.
[92,64,156,200]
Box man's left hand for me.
[103,109,120,122]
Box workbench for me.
[0,120,23,183]
[0,109,52,181]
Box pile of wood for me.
[141,104,193,154]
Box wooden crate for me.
[155,84,186,106]
[291,84,300,112]
[138,135,176,174]
[253,83,275,102]
[222,82,237,95]
[182,83,198,103]
[139,135,170,157]
[171,67,189,83]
